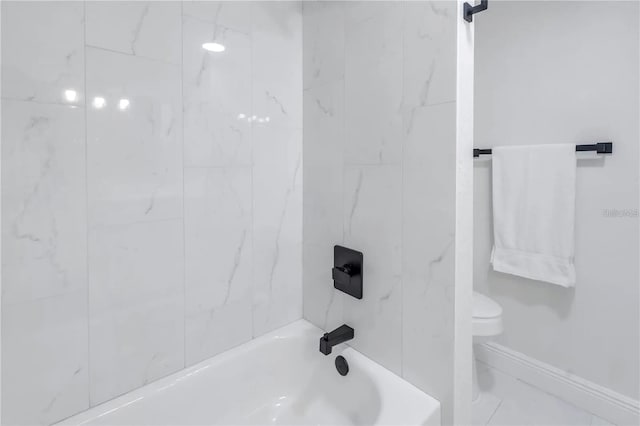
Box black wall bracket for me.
[332,245,363,299]
[464,0,488,23]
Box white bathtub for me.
[57,320,440,425]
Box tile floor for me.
[473,360,616,426]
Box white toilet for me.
[472,291,503,402]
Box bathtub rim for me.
[56,319,441,426]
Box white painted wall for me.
[1,2,302,424]
[302,2,473,424]
[474,0,639,399]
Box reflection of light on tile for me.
[118,98,130,110]
[237,114,271,124]
[202,42,225,52]
[64,89,78,102]
[92,96,106,109]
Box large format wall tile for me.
[1,3,304,424]
[182,1,252,33]
[342,165,402,374]
[1,100,89,425]
[3,293,89,425]
[402,1,456,111]
[302,81,345,331]
[86,1,181,64]
[184,168,253,365]
[183,15,252,167]
[252,2,303,128]
[251,2,303,337]
[402,101,456,410]
[86,47,183,226]
[1,1,84,105]
[2,100,87,304]
[252,124,303,336]
[400,1,458,413]
[88,220,184,405]
[302,1,345,90]
[85,45,185,405]
[344,1,403,165]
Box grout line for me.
[249,1,256,339]
[84,44,181,67]
[183,165,254,169]
[82,0,92,408]
[183,11,249,35]
[340,0,346,248]
[399,0,405,379]
[2,289,87,309]
[89,216,183,231]
[180,1,187,369]
[0,96,86,108]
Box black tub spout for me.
[319,324,354,355]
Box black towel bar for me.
[473,142,613,158]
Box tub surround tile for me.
[2,100,87,305]
[85,42,185,406]
[88,220,185,406]
[1,99,89,423]
[86,1,181,64]
[344,1,393,26]
[303,2,462,422]
[302,1,345,90]
[252,2,303,128]
[342,165,403,375]
[185,291,253,367]
[2,292,89,426]
[1,1,85,105]
[86,47,183,227]
[1,97,88,426]
[302,82,345,332]
[402,1,457,112]
[401,102,456,404]
[1,2,304,424]
[302,82,344,168]
[182,1,253,33]
[252,124,303,337]
[344,1,403,166]
[302,164,345,332]
[250,2,303,337]
[184,168,253,365]
[1,5,89,424]
[182,15,252,168]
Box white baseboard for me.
[475,342,640,426]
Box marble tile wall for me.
[303,1,460,423]
[1,1,302,424]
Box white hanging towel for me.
[490,144,577,287]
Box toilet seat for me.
[472,292,503,337]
